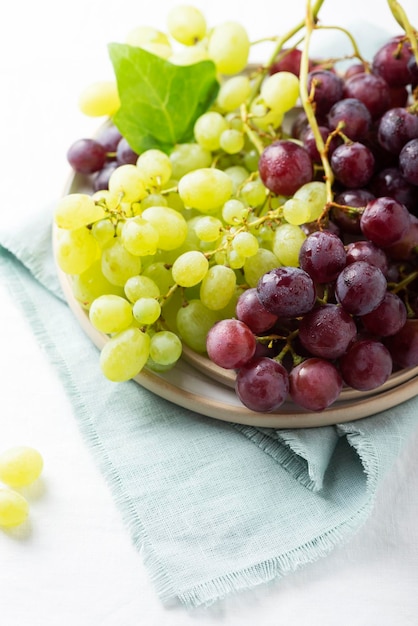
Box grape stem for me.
[313,25,369,68]
[387,0,418,63]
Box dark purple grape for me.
[235,288,278,334]
[269,48,313,76]
[399,139,418,186]
[258,140,313,196]
[385,215,418,260]
[339,339,393,391]
[327,97,372,141]
[116,138,139,165]
[67,138,107,174]
[388,85,409,108]
[92,161,119,191]
[343,72,391,119]
[335,261,387,315]
[330,142,375,188]
[307,69,344,116]
[369,167,418,212]
[344,63,367,79]
[299,231,346,283]
[302,125,340,163]
[257,267,316,318]
[298,303,357,359]
[360,292,407,336]
[235,357,289,413]
[377,108,418,155]
[206,319,256,369]
[332,188,375,234]
[385,319,418,368]
[96,124,123,154]
[345,240,389,276]
[372,37,413,87]
[289,358,343,411]
[360,196,410,247]
[407,55,418,88]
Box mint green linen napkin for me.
[1,206,417,608]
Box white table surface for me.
[1,1,418,624]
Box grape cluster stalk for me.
[55,2,418,413]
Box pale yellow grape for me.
[100,327,150,382]
[142,262,174,294]
[217,75,251,112]
[0,489,29,528]
[132,298,161,325]
[261,71,300,113]
[178,168,232,213]
[101,238,142,286]
[56,227,99,275]
[170,45,208,66]
[283,198,311,225]
[243,248,281,287]
[243,148,260,172]
[91,219,115,247]
[200,265,236,310]
[194,112,228,151]
[125,25,170,48]
[121,216,159,256]
[55,193,106,230]
[167,5,207,45]
[149,330,182,367]
[240,179,267,207]
[172,250,209,287]
[273,223,306,266]
[250,98,284,131]
[139,42,173,59]
[124,275,160,303]
[176,300,218,352]
[194,216,222,242]
[169,143,212,179]
[78,81,120,117]
[141,206,188,250]
[208,22,250,74]
[89,294,133,334]
[227,249,245,269]
[232,231,259,257]
[140,193,167,209]
[293,181,327,221]
[220,129,245,154]
[136,149,172,188]
[224,165,249,194]
[72,260,124,309]
[0,446,43,488]
[222,199,247,224]
[108,164,148,203]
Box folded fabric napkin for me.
[1,206,417,608]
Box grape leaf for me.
[108,43,219,155]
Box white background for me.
[1,1,418,624]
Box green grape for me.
[232,231,259,257]
[261,71,300,113]
[170,45,208,66]
[149,330,182,366]
[239,179,267,207]
[121,216,159,256]
[92,189,121,211]
[125,25,170,48]
[72,260,124,309]
[167,5,206,45]
[176,299,220,353]
[89,294,133,334]
[172,250,209,287]
[194,216,223,242]
[78,81,120,117]
[142,262,174,294]
[169,143,212,180]
[243,149,260,172]
[194,112,228,151]
[55,227,99,275]
[200,265,236,310]
[108,164,148,203]
[124,274,160,303]
[250,98,284,130]
[220,129,245,154]
[0,489,29,528]
[101,238,142,286]
[140,193,168,209]
[222,198,247,224]
[208,21,250,74]
[141,206,188,250]
[0,446,43,488]
[132,297,161,325]
[243,248,281,287]
[178,168,232,213]
[91,218,116,247]
[136,149,172,189]
[283,198,312,225]
[293,181,327,221]
[227,248,245,269]
[217,75,251,112]
[273,223,306,267]
[224,165,249,194]
[100,327,150,382]
[55,193,106,230]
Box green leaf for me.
[108,43,219,155]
